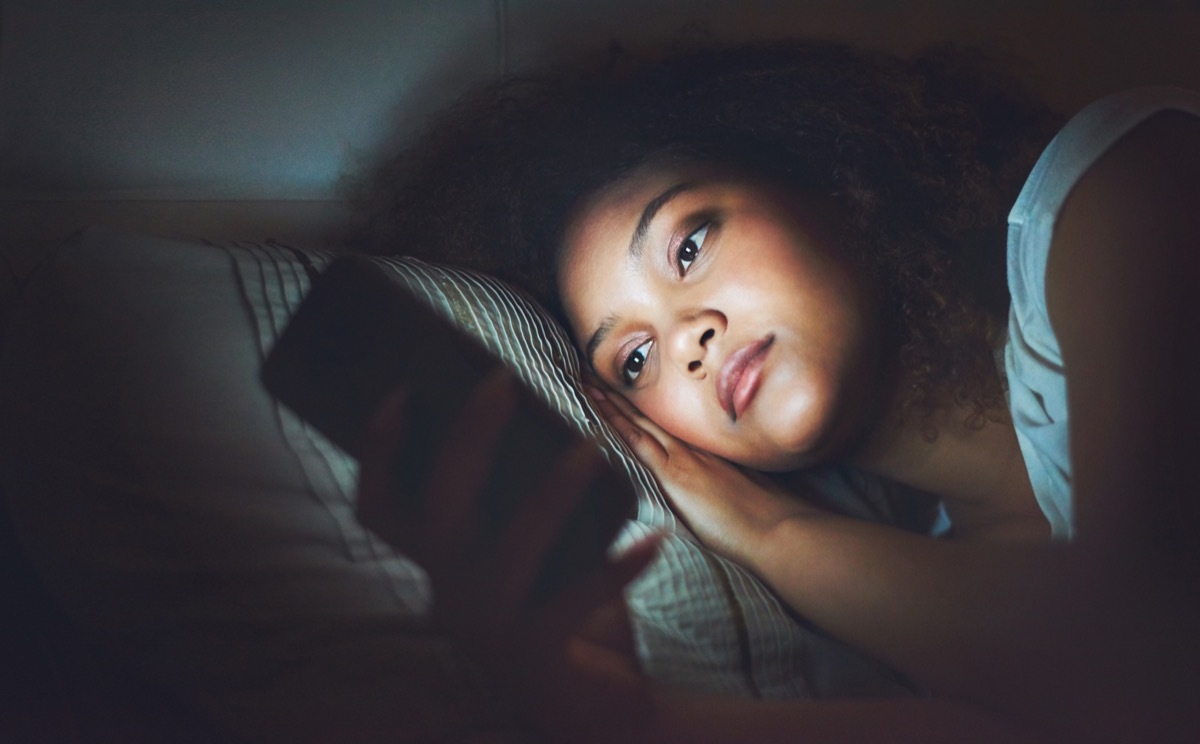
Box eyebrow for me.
[585,315,617,372]
[629,181,694,261]
[584,181,695,371]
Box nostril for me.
[700,328,715,346]
[688,360,701,372]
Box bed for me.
[0,229,923,742]
[4,2,1199,741]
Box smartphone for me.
[261,255,636,603]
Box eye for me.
[676,223,708,274]
[622,339,653,386]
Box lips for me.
[717,335,773,421]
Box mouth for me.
[717,335,774,422]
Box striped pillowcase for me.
[253,247,914,699]
[3,231,915,744]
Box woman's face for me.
[557,162,887,471]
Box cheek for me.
[639,383,779,467]
[635,384,719,451]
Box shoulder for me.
[1037,98,1200,540]
[1046,106,1200,342]
[1012,88,1200,226]
[1006,90,1200,343]
[1058,108,1200,228]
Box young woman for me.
[354,41,1200,743]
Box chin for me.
[762,398,841,470]
[715,388,848,472]
[748,396,854,470]
[727,428,826,472]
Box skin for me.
[570,111,1200,739]
[358,111,1200,743]
[559,159,1045,543]
[557,161,889,472]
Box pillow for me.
[0,230,916,743]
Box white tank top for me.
[1004,86,1200,539]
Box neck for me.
[847,396,1048,541]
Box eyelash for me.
[621,339,652,386]
[675,222,709,275]
[619,222,711,386]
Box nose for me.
[667,310,724,377]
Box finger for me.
[493,442,606,615]
[603,389,673,442]
[584,387,669,464]
[535,533,664,647]
[425,370,519,548]
[356,388,409,544]
[585,382,673,444]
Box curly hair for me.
[352,39,1060,436]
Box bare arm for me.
[767,109,1200,738]
[361,111,1200,744]
[594,388,1099,736]
[357,380,1040,744]
[596,110,1200,742]
[1046,110,1200,560]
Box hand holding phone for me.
[260,256,637,603]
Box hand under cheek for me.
[582,382,607,403]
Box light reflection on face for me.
[557,162,887,470]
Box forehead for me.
[571,161,698,232]
[556,164,677,335]
[560,161,715,276]
[559,165,660,276]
